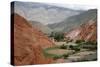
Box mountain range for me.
[13,1,83,25]
[48,9,97,32]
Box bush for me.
[69,45,80,52]
[63,54,69,59]
[85,41,97,45]
[78,41,97,50]
[75,40,85,44]
[60,44,67,49]
[69,45,74,49]
[74,47,80,52]
[53,55,62,60]
[49,32,64,41]
[81,44,97,50]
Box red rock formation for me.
[78,20,97,41]
[12,13,54,65]
[65,20,97,42]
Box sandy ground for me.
[47,49,74,55]
[55,42,78,46]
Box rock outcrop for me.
[78,20,97,41]
[65,19,97,42]
[12,13,54,65]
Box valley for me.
[12,1,97,65]
[43,40,97,63]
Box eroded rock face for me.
[13,13,54,65]
[78,20,97,41]
[65,20,97,42]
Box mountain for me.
[12,1,83,25]
[29,21,52,34]
[77,20,97,41]
[65,19,97,42]
[48,9,97,32]
[12,13,54,65]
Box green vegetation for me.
[43,39,97,61]
[51,54,69,60]
[75,40,85,44]
[69,45,80,52]
[49,32,64,41]
[63,54,69,59]
[59,44,67,49]
[75,40,97,50]
[75,39,97,45]
[44,46,59,51]
[43,47,70,60]
[84,41,97,45]
[53,55,63,60]
[43,47,61,58]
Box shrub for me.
[54,33,64,41]
[85,41,97,45]
[53,55,62,60]
[49,32,64,41]
[69,45,80,51]
[69,45,74,49]
[60,44,67,49]
[63,54,69,59]
[74,47,80,52]
[79,41,97,50]
[75,40,85,44]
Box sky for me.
[49,3,97,10]
[14,1,97,10]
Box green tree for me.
[49,32,64,41]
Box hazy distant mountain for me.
[29,21,52,34]
[13,1,83,25]
[48,9,97,32]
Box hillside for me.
[48,9,97,32]
[65,19,97,42]
[77,20,97,41]
[12,13,54,65]
[29,21,52,34]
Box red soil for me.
[13,13,54,65]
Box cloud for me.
[49,3,97,10]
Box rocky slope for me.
[12,13,54,65]
[65,19,97,42]
[77,20,97,41]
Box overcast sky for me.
[49,3,97,10]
